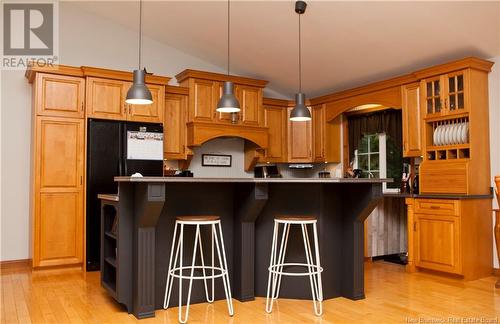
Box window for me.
[354,133,402,192]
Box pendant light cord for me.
[298,12,302,93]
[138,0,142,70]
[227,0,230,76]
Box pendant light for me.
[290,0,311,121]
[126,0,153,105]
[216,0,240,113]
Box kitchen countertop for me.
[114,176,392,183]
[383,191,494,200]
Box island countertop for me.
[114,176,392,183]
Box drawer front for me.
[415,199,460,216]
[420,161,468,194]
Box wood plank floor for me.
[1,261,499,323]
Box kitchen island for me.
[108,177,390,318]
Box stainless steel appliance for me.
[254,165,282,178]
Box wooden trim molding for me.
[26,64,170,85]
[186,121,269,149]
[176,69,268,88]
[263,97,289,107]
[81,66,170,85]
[0,259,32,270]
[165,85,189,95]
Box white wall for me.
[488,56,500,268]
[0,3,284,261]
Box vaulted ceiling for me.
[75,1,500,98]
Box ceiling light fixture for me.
[290,0,311,122]
[216,0,241,113]
[126,0,153,105]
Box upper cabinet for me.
[86,77,165,123]
[421,70,469,118]
[402,83,422,157]
[312,105,326,162]
[263,100,288,162]
[164,87,190,160]
[288,106,312,163]
[176,69,268,126]
[86,77,128,120]
[128,83,165,123]
[35,73,85,118]
[236,84,263,126]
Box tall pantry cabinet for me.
[30,71,86,268]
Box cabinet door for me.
[445,70,468,114]
[402,83,422,157]
[264,105,287,162]
[128,84,165,123]
[421,76,443,117]
[288,107,312,163]
[86,77,127,120]
[237,85,263,126]
[34,117,84,267]
[312,104,326,162]
[164,93,187,159]
[35,73,85,118]
[190,79,218,122]
[415,213,461,274]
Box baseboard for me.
[0,259,32,271]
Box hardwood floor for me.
[1,261,499,323]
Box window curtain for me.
[347,109,402,163]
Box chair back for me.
[495,175,500,206]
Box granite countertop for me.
[114,176,392,184]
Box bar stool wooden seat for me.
[163,215,233,323]
[266,215,324,316]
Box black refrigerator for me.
[86,119,163,271]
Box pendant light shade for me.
[290,93,311,121]
[290,0,311,121]
[126,69,153,105]
[217,0,240,113]
[126,0,153,105]
[217,81,240,113]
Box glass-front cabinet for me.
[421,70,468,118]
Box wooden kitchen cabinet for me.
[34,117,85,268]
[86,77,164,123]
[408,198,492,280]
[35,73,85,118]
[236,85,263,126]
[164,90,189,160]
[288,106,312,163]
[312,104,341,163]
[415,212,461,274]
[420,70,469,118]
[187,78,219,122]
[128,84,165,123]
[263,102,288,162]
[86,77,128,120]
[402,83,422,157]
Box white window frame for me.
[354,133,398,193]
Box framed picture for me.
[202,154,232,167]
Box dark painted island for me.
[101,177,391,319]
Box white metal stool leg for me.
[196,226,214,303]
[164,222,180,309]
[273,223,290,299]
[178,225,200,323]
[265,221,279,313]
[302,224,323,316]
[312,223,324,310]
[213,222,234,316]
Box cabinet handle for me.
[414,221,417,232]
[81,102,84,111]
[444,99,448,109]
[430,205,440,209]
[80,176,83,185]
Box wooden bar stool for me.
[163,216,233,323]
[265,215,324,316]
